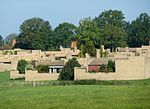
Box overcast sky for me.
[0,0,150,37]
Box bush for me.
[73,80,130,85]
[74,79,97,85]
[14,51,17,55]
[59,58,81,80]
[31,60,36,68]
[88,70,97,73]
[3,50,13,55]
[17,59,28,74]
[11,77,25,80]
[108,60,115,72]
[99,64,107,72]
[36,65,49,73]
[26,64,34,70]
[99,60,115,73]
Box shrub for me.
[88,70,97,73]
[108,60,115,72]
[74,79,97,85]
[55,57,60,60]
[99,60,115,73]
[59,58,81,80]
[31,60,36,68]
[11,77,25,80]
[3,50,13,55]
[99,64,108,72]
[17,59,28,74]
[36,65,49,73]
[26,64,34,70]
[14,51,17,55]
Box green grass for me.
[0,85,150,109]
[0,71,10,83]
[0,72,150,109]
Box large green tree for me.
[54,22,76,48]
[94,10,127,51]
[76,17,99,57]
[15,17,53,50]
[127,13,150,47]
[76,17,100,48]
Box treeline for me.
[1,10,150,56]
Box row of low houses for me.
[0,47,79,72]
[1,43,150,81]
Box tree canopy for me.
[127,13,150,47]
[53,22,76,49]
[94,9,127,51]
[13,10,150,56]
[15,17,53,50]
[76,17,100,48]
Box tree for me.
[84,39,96,57]
[15,17,53,50]
[59,58,81,80]
[94,10,127,51]
[76,17,100,48]
[17,59,28,74]
[0,35,3,46]
[103,24,127,51]
[76,17,99,57]
[127,13,150,47]
[80,44,85,58]
[79,39,96,57]
[54,22,76,48]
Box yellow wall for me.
[25,70,59,81]
[75,56,149,80]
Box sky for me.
[0,0,150,37]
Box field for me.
[0,72,150,109]
[0,71,10,83]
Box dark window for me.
[3,62,11,64]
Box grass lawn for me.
[0,85,150,109]
[0,72,150,109]
[0,71,10,83]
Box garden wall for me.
[0,58,18,72]
[10,70,25,79]
[10,70,59,81]
[25,70,59,81]
[75,56,150,80]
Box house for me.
[35,59,65,73]
[49,60,65,73]
[7,42,150,81]
[35,59,54,66]
[88,58,108,72]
